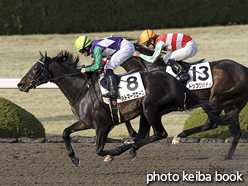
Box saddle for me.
[170,59,205,75]
[100,69,135,91]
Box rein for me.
[69,79,87,106]
[27,60,82,87]
[38,71,82,84]
[37,60,82,84]
[138,58,149,72]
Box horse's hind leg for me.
[125,121,138,137]
[123,114,150,145]
[124,114,151,139]
[172,100,223,143]
[225,116,241,159]
[173,108,221,142]
[63,121,94,167]
[130,113,168,159]
[174,115,219,139]
[96,113,167,160]
[223,101,246,159]
[94,125,133,161]
[131,113,150,141]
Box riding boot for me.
[170,61,190,83]
[179,72,190,82]
[106,75,118,99]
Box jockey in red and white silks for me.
[156,33,198,64]
[133,30,198,82]
[138,33,198,64]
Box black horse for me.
[120,43,248,160]
[17,51,225,166]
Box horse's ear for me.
[39,51,44,59]
[41,52,47,63]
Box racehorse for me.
[17,51,225,166]
[120,42,248,160]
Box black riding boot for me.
[105,70,118,99]
[170,61,190,82]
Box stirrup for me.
[102,92,118,99]
[106,92,118,99]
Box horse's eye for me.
[34,67,41,74]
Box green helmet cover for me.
[75,36,92,51]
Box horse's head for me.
[18,51,52,92]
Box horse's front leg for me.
[63,121,94,167]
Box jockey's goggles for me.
[145,40,151,47]
[79,48,87,54]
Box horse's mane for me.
[51,50,100,81]
[52,51,81,70]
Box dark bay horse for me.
[120,43,248,160]
[17,51,225,166]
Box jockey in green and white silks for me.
[75,36,135,99]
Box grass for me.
[1,25,248,138]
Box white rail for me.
[0,78,58,89]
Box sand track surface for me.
[0,140,247,185]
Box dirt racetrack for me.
[0,138,247,186]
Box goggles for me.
[144,40,151,47]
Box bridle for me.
[25,58,85,106]
[25,59,52,89]
[26,59,82,88]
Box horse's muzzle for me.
[17,83,29,92]
[17,81,34,92]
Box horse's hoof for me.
[225,155,232,160]
[72,157,80,167]
[131,155,137,161]
[129,149,137,160]
[104,155,114,162]
[172,137,181,144]
[124,139,135,145]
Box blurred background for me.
[0,0,248,138]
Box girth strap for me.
[109,98,121,125]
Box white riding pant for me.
[163,39,198,64]
[105,39,135,71]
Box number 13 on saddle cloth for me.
[166,61,213,90]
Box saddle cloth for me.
[99,72,146,104]
[166,61,213,90]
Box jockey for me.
[75,36,135,99]
[133,30,198,82]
